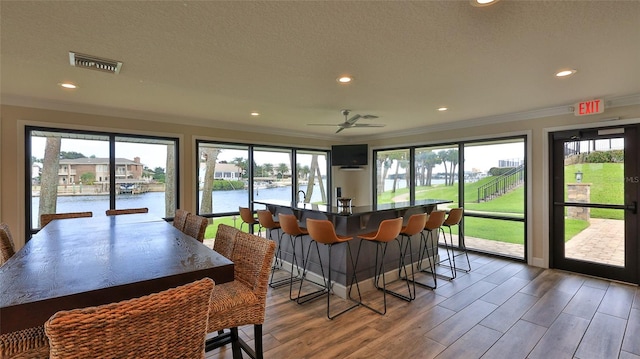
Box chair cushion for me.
[207,281,263,332]
[209,281,259,313]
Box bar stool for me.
[397,213,428,300]
[302,219,362,319]
[442,208,470,273]
[351,217,403,315]
[275,213,307,299]
[257,210,283,269]
[239,207,261,234]
[417,210,453,284]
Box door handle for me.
[627,201,638,214]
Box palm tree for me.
[390,151,407,193]
[276,163,289,179]
[303,155,326,203]
[200,148,220,214]
[232,157,248,178]
[376,154,392,195]
[263,163,274,178]
[416,150,441,186]
[39,136,61,223]
[164,143,176,217]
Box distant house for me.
[198,162,242,184]
[57,157,144,185]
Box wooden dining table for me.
[0,214,233,334]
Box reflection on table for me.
[0,214,233,334]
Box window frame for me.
[373,135,528,260]
[25,126,180,237]
[194,140,331,220]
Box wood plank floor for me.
[206,253,640,359]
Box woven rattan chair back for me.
[214,224,238,259]
[45,278,214,359]
[173,209,190,232]
[184,214,208,243]
[0,326,49,358]
[0,223,17,266]
[232,231,276,293]
[40,211,93,228]
[105,207,148,216]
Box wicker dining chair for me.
[0,223,17,266]
[0,326,50,359]
[173,208,190,232]
[205,232,276,359]
[105,207,148,216]
[213,223,239,260]
[40,211,93,228]
[183,214,209,243]
[44,278,215,359]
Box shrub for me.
[488,167,515,176]
[584,150,624,163]
[212,180,245,190]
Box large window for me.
[27,127,178,232]
[197,143,249,215]
[374,136,527,260]
[462,139,525,257]
[375,148,410,205]
[195,141,330,234]
[252,147,294,206]
[296,150,328,205]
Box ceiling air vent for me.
[69,52,122,74]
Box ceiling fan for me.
[307,109,384,133]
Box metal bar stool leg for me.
[326,243,361,319]
[296,239,329,304]
[397,234,416,300]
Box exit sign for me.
[574,99,604,116]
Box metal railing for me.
[477,164,524,202]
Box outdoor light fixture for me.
[575,171,583,183]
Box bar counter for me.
[254,199,452,291]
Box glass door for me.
[551,124,639,283]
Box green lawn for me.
[203,215,243,239]
[378,162,623,243]
[565,163,624,219]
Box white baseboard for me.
[275,257,436,299]
[531,257,546,268]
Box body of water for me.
[32,184,326,226]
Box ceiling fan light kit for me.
[307,109,384,133]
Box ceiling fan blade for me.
[346,114,361,125]
[352,124,386,128]
[360,114,379,120]
[335,127,346,134]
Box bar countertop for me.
[254,198,452,216]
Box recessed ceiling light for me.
[337,76,353,84]
[250,112,260,116]
[59,82,77,89]
[555,69,577,78]
[438,107,448,112]
[470,0,500,7]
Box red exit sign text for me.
[574,99,604,116]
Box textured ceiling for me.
[1,1,639,140]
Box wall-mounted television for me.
[331,144,368,167]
